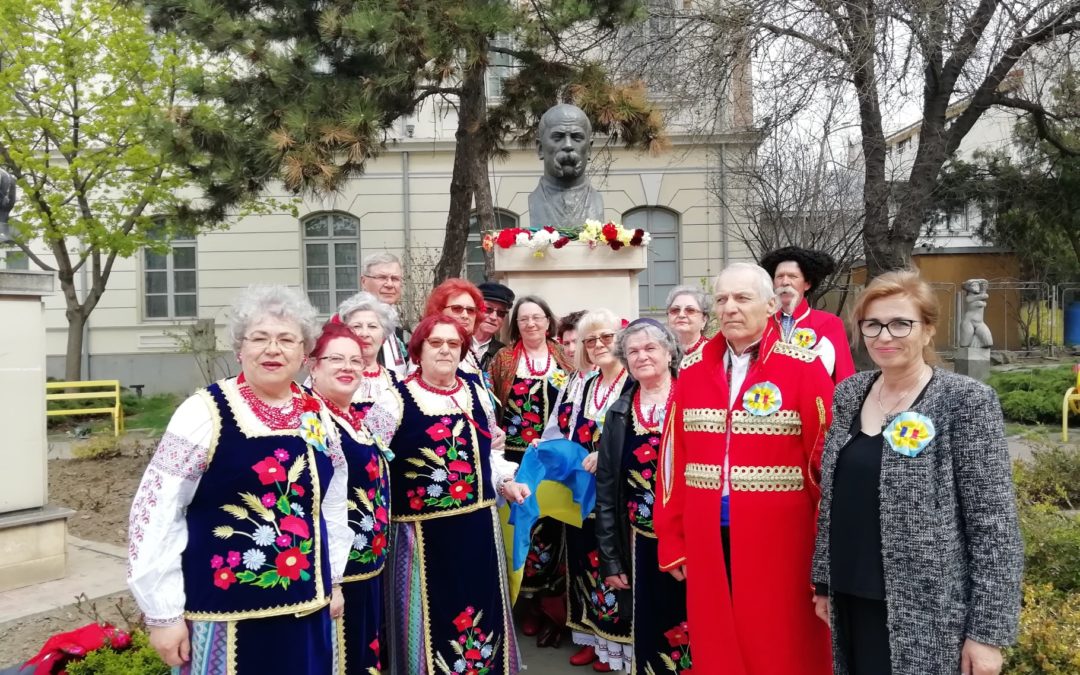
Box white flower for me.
[427,484,444,498]
[290,502,305,517]
[359,514,375,532]
[640,231,652,246]
[242,549,266,570]
[431,468,448,482]
[458,451,468,460]
[638,503,651,518]
[352,532,369,551]
[481,645,493,658]
[604,591,616,606]
[453,658,467,672]
[252,525,276,547]
[643,492,654,505]
[515,232,531,247]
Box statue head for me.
[0,169,16,243]
[536,104,593,183]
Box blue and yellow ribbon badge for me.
[884,411,935,457]
[548,368,568,391]
[299,411,329,455]
[791,327,818,349]
[743,381,783,416]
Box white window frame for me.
[301,211,361,316]
[625,206,681,311]
[142,232,198,321]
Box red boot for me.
[520,611,540,637]
[569,645,597,666]
[592,660,614,673]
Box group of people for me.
[128,246,1024,675]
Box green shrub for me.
[66,630,169,675]
[1014,446,1080,509]
[1004,583,1080,674]
[1018,503,1080,594]
[989,366,1078,425]
[71,435,122,460]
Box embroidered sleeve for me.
[128,393,214,625]
[322,410,348,471]
[322,455,351,583]
[362,385,402,448]
[489,448,519,498]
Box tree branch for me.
[989,94,1080,156]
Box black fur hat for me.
[759,247,837,291]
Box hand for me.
[582,451,599,473]
[330,586,344,619]
[668,565,687,581]
[813,595,830,625]
[491,426,506,452]
[502,480,531,504]
[961,639,1003,675]
[529,438,540,448]
[605,573,630,590]
[149,623,190,667]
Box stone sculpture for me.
[955,278,992,381]
[528,103,604,229]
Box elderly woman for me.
[538,309,631,671]
[128,285,351,672]
[363,315,529,675]
[812,270,1023,675]
[424,278,487,376]
[337,290,400,417]
[487,295,573,644]
[308,322,390,674]
[664,285,710,363]
[594,318,690,674]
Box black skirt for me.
[833,592,892,674]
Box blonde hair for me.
[574,308,621,372]
[851,269,940,364]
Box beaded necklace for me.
[362,365,382,378]
[634,381,675,432]
[591,368,627,415]
[409,373,464,396]
[518,342,551,377]
[685,334,707,355]
[236,373,303,430]
[316,391,361,431]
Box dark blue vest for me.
[334,411,390,581]
[180,380,335,620]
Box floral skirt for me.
[385,506,521,675]
[177,605,336,675]
[632,530,692,674]
[338,575,382,674]
[565,517,630,645]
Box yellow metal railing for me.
[1063,365,1080,442]
[46,380,124,436]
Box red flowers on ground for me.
[448,480,474,501]
[426,422,452,442]
[252,457,286,485]
[213,566,236,590]
[275,547,310,580]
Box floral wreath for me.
[482,220,651,258]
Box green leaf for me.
[299,569,311,581]
[235,570,257,583]
[254,570,281,588]
[276,494,291,515]
[300,538,313,554]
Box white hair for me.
[573,308,621,372]
[613,320,683,372]
[665,284,712,318]
[228,285,320,353]
[337,291,398,337]
[713,262,777,301]
[361,252,402,275]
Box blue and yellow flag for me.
[500,439,595,602]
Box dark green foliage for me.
[988,366,1076,424]
[1013,445,1080,509]
[1017,503,1080,594]
[65,630,169,675]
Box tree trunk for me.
[63,303,87,382]
[473,152,496,280]
[432,56,489,285]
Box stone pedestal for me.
[954,346,991,382]
[493,242,648,320]
[0,270,72,592]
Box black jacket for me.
[477,337,505,372]
[595,381,638,579]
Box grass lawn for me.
[47,391,179,436]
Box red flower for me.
[511,381,530,395]
[426,423,452,442]
[543,225,556,233]
[559,411,570,428]
[522,411,541,424]
[465,648,482,659]
[292,484,305,497]
[482,233,495,253]
[280,514,310,539]
[252,457,286,485]
[24,623,132,673]
[496,228,520,248]
[452,609,474,631]
[275,547,310,580]
[410,496,424,510]
[602,223,618,241]
[577,424,593,444]
[300,394,322,413]
[588,550,600,568]
[609,240,624,251]
[366,457,380,480]
[213,566,236,590]
[521,427,539,442]
[448,480,473,501]
[553,236,571,249]
[375,505,388,523]
[664,623,690,647]
[448,459,473,474]
[633,443,657,464]
[630,230,644,246]
[371,533,387,557]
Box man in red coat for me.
[655,262,834,675]
[760,246,855,382]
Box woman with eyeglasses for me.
[487,295,574,646]
[664,285,711,366]
[424,278,488,377]
[337,291,401,418]
[812,271,1022,675]
[128,285,352,672]
[535,309,633,671]
[364,315,530,674]
[308,321,390,674]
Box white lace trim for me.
[150,431,210,479]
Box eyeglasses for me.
[517,314,549,325]
[363,274,403,286]
[425,338,463,351]
[667,306,702,318]
[444,304,478,316]
[859,319,919,338]
[243,334,301,352]
[484,306,509,318]
[318,354,366,369]
[583,332,616,349]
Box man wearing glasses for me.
[360,252,409,378]
[759,246,854,382]
[473,282,515,371]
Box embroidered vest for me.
[387,377,495,521]
[623,408,662,537]
[180,381,334,620]
[334,415,390,581]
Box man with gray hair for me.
[360,252,408,377]
[528,103,605,228]
[653,262,835,675]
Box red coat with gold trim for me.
[655,324,834,675]
[773,297,855,383]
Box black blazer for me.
[595,382,638,579]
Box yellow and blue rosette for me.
[742,381,783,416]
[299,411,329,455]
[792,327,818,349]
[548,368,568,391]
[884,411,935,457]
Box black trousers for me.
[721,525,731,591]
[833,592,892,674]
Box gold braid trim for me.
[730,465,805,492]
[730,409,802,435]
[684,462,723,490]
[679,349,704,370]
[682,407,728,433]
[771,340,818,364]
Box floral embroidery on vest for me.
[434,607,502,674]
[403,418,477,510]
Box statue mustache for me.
[556,152,580,165]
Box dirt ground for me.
[0,454,150,668]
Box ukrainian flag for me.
[500,439,595,602]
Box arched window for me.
[624,207,680,311]
[302,212,360,315]
[466,209,518,285]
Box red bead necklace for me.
[409,373,464,396]
[316,391,361,431]
[686,335,707,355]
[591,368,627,413]
[634,381,675,432]
[362,366,382,378]
[236,373,303,430]
[519,342,551,377]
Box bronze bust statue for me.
[0,169,15,243]
[528,103,604,229]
